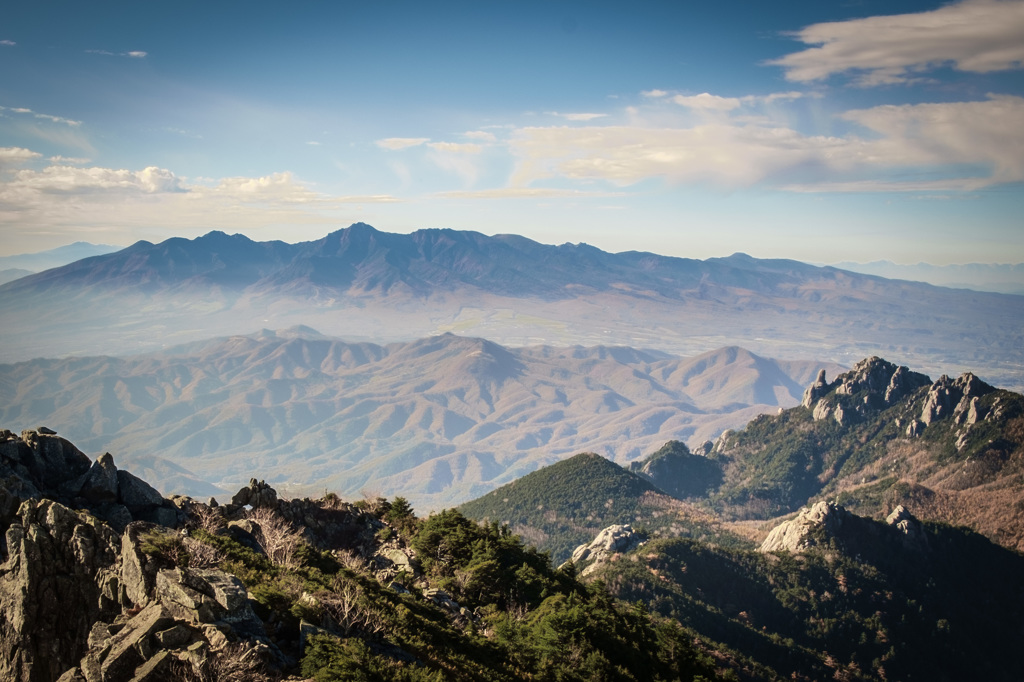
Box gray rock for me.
[568,524,647,576]
[117,470,165,512]
[128,649,171,681]
[759,501,852,553]
[886,505,928,551]
[100,602,172,681]
[801,369,831,408]
[79,453,120,504]
[0,499,123,682]
[154,623,193,648]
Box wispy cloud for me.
[0,40,15,47]
[8,165,184,194]
[0,105,81,127]
[672,94,742,111]
[438,187,619,200]
[462,130,497,142]
[48,156,91,165]
[641,89,668,98]
[507,94,1024,191]
[770,0,1024,86]
[376,137,430,150]
[547,112,608,121]
[427,142,482,154]
[86,49,148,59]
[669,91,808,111]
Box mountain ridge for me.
[0,330,840,510]
[1,224,1020,391]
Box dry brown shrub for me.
[191,505,226,534]
[183,536,227,569]
[246,507,305,567]
[316,578,385,636]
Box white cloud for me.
[8,165,184,194]
[375,137,430,150]
[0,147,42,168]
[86,49,148,59]
[782,179,989,193]
[438,187,615,200]
[547,112,608,121]
[0,161,401,244]
[507,95,1024,190]
[426,142,482,154]
[668,91,808,111]
[641,89,668,98]
[840,94,1024,182]
[0,106,81,127]
[0,40,15,47]
[510,124,845,187]
[770,0,1024,85]
[48,156,90,165]
[462,130,497,142]
[672,93,742,111]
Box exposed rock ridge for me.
[759,500,928,555]
[0,428,179,540]
[801,357,932,426]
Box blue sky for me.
[1,0,1022,263]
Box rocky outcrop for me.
[801,369,831,408]
[758,501,854,553]
[920,372,995,426]
[231,478,279,509]
[568,524,646,576]
[759,501,931,556]
[802,358,931,426]
[886,505,928,551]
[0,429,180,535]
[0,499,124,682]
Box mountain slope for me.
[459,451,747,563]
[0,330,837,510]
[587,506,1024,682]
[0,224,1020,390]
[702,357,1024,550]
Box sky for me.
[1,0,1022,264]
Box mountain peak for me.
[801,356,931,423]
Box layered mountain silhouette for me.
[0,330,838,509]
[1,224,1021,391]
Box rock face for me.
[758,501,854,553]
[0,499,124,682]
[0,429,180,536]
[568,524,647,576]
[920,372,994,426]
[801,357,931,426]
[759,501,930,555]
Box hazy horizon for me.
[2,0,1022,264]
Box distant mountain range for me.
[0,330,838,509]
[0,241,120,279]
[833,259,1024,295]
[0,224,1021,392]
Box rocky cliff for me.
[0,428,395,682]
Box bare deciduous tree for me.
[246,507,305,567]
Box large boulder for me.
[759,501,853,553]
[568,524,647,576]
